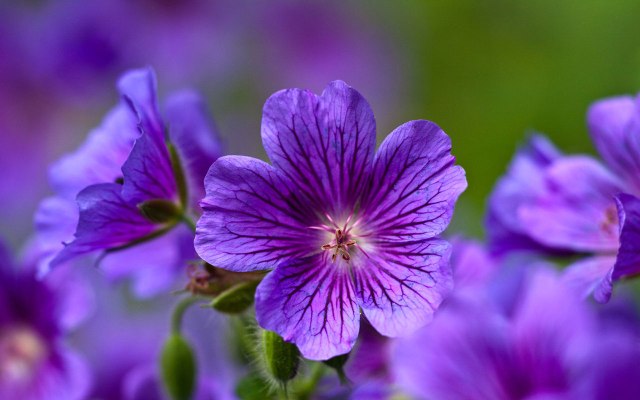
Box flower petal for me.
[612,193,640,281]
[100,225,195,298]
[562,256,616,302]
[117,67,164,145]
[48,104,138,199]
[486,134,563,255]
[120,132,177,204]
[255,255,360,360]
[352,238,453,337]
[261,80,376,216]
[588,95,640,192]
[164,90,223,209]
[50,183,160,267]
[519,156,624,252]
[360,120,466,241]
[195,156,318,272]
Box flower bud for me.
[138,199,182,224]
[262,330,300,384]
[161,333,197,400]
[211,279,260,314]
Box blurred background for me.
[2,0,640,248]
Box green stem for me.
[181,215,197,233]
[171,296,200,334]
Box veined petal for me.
[611,193,640,282]
[255,255,360,360]
[361,120,466,241]
[519,156,624,252]
[120,132,177,204]
[261,80,376,216]
[352,238,453,336]
[117,67,164,145]
[195,156,318,272]
[164,90,223,209]
[588,95,640,192]
[50,183,160,267]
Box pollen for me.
[321,229,357,263]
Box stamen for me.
[321,228,357,263]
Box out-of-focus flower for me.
[195,81,467,359]
[0,240,89,400]
[70,271,238,400]
[32,67,222,297]
[393,265,640,400]
[486,96,640,302]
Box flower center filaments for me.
[0,326,47,383]
[322,229,357,262]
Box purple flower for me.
[487,95,640,302]
[72,276,237,400]
[392,265,640,400]
[0,240,89,400]
[195,81,466,359]
[33,67,221,297]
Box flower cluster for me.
[3,66,640,399]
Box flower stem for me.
[181,215,197,233]
[171,296,200,334]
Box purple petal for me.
[48,104,138,199]
[261,80,376,216]
[450,237,498,289]
[50,183,159,267]
[360,120,467,241]
[608,193,640,299]
[117,67,164,145]
[588,95,640,192]
[352,239,453,336]
[29,196,78,276]
[519,156,624,252]
[120,132,177,204]
[255,255,360,360]
[164,90,223,209]
[562,256,616,302]
[100,225,195,298]
[195,156,318,272]
[486,134,563,255]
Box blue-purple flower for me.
[195,81,466,359]
[393,265,640,400]
[487,95,640,302]
[33,67,222,297]
[0,240,89,400]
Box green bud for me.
[161,333,197,400]
[137,199,181,224]
[211,279,260,314]
[262,330,300,383]
[323,353,350,384]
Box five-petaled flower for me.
[195,81,467,359]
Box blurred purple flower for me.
[71,272,238,400]
[393,265,640,400]
[487,95,640,302]
[0,240,89,400]
[32,67,221,297]
[195,81,466,359]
